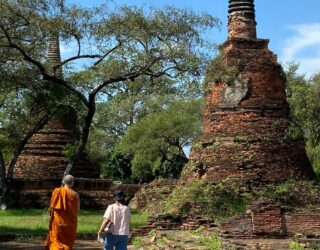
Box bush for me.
[162,180,246,221]
[290,241,304,250]
[199,234,221,250]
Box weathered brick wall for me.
[228,0,257,40]
[228,15,256,39]
[251,201,282,235]
[223,39,285,106]
[14,118,99,179]
[189,133,313,187]
[221,200,320,238]
[9,178,141,209]
[284,213,320,235]
[14,122,72,179]
[221,214,254,239]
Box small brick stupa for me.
[186,0,315,187]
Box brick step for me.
[47,165,67,170]
[45,164,97,171]
[77,161,93,167]
[37,129,73,135]
[73,171,99,178]
[26,140,73,145]
[30,133,72,139]
[26,140,73,146]
[24,144,65,150]
[75,166,98,171]
[17,155,67,162]
[21,150,65,157]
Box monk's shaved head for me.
[62,175,74,186]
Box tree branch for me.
[54,54,101,71]
[0,28,47,75]
[0,29,90,108]
[43,75,90,107]
[93,41,123,66]
[76,35,81,57]
[0,93,8,109]
[92,56,165,97]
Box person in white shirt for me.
[98,190,131,250]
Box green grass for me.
[0,209,148,234]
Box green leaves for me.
[286,63,320,176]
[116,100,203,181]
[287,66,320,146]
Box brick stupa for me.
[185,0,315,187]
[14,35,99,179]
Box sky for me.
[66,0,320,77]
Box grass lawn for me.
[0,209,148,234]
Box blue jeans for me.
[103,234,128,250]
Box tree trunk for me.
[0,151,7,210]
[64,96,96,176]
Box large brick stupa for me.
[185,0,315,188]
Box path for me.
[0,238,294,250]
[0,240,136,250]
[0,233,295,250]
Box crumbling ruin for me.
[185,0,315,187]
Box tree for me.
[116,100,203,181]
[286,63,320,176]
[0,0,220,177]
[87,73,204,181]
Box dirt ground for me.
[0,239,134,250]
[0,233,295,250]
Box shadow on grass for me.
[0,226,47,234]
[0,209,48,216]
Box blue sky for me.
[66,0,320,77]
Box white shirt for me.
[103,203,131,236]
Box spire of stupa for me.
[47,33,63,78]
[228,0,257,39]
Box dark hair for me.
[117,199,126,205]
[113,190,126,202]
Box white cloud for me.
[281,23,320,76]
[297,57,320,77]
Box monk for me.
[45,174,80,250]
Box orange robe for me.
[45,187,79,250]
